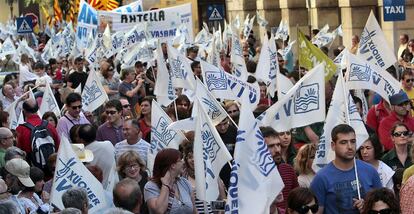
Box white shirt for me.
[378,160,395,190]
[115,138,150,164]
[18,64,37,87]
[85,140,116,190]
[35,73,53,92]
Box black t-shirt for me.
[68,71,88,90]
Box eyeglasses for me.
[392,131,411,137]
[126,163,140,170]
[122,104,131,108]
[405,78,414,83]
[294,204,319,214]
[105,110,118,115]
[397,101,411,107]
[71,105,82,110]
[368,208,392,214]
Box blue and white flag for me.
[278,40,296,59]
[255,33,278,97]
[51,136,109,213]
[154,42,176,106]
[345,52,400,103]
[313,73,369,172]
[257,63,326,132]
[243,14,255,39]
[167,44,196,90]
[275,20,289,41]
[226,93,284,214]
[0,37,16,58]
[230,28,248,81]
[76,0,98,51]
[149,100,186,175]
[112,0,143,13]
[194,99,232,201]
[39,83,60,118]
[256,11,268,27]
[358,11,396,68]
[81,70,109,112]
[6,99,19,130]
[194,78,229,126]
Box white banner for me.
[358,11,396,68]
[39,83,60,117]
[255,33,278,97]
[81,70,109,112]
[113,0,143,13]
[194,99,232,201]
[51,137,108,213]
[258,63,326,131]
[345,52,400,103]
[167,44,196,90]
[97,3,193,42]
[76,0,98,50]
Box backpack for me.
[22,120,55,170]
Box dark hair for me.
[120,68,134,81]
[29,167,44,183]
[0,111,9,127]
[176,95,190,107]
[190,61,200,71]
[402,69,414,80]
[65,93,82,106]
[362,188,400,214]
[69,125,81,143]
[260,126,279,138]
[352,96,362,108]
[331,124,355,142]
[134,61,143,68]
[33,62,44,70]
[393,168,405,200]
[113,178,142,212]
[390,122,409,136]
[402,34,409,41]
[74,57,83,63]
[22,100,39,114]
[287,187,318,212]
[141,96,154,106]
[357,134,383,160]
[152,149,182,187]
[42,112,58,126]
[48,58,57,65]
[3,73,18,85]
[105,99,122,112]
[78,124,96,144]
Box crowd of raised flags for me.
[0,0,411,213]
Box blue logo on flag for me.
[349,63,371,82]
[201,98,222,120]
[205,70,227,90]
[82,80,103,105]
[294,83,320,114]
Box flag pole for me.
[297,25,301,80]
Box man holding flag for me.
[310,124,381,214]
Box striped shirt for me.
[115,139,150,163]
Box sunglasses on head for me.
[294,204,319,214]
[367,208,392,214]
[392,131,411,137]
[71,105,82,110]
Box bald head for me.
[0,128,13,150]
[0,128,12,139]
[113,178,142,213]
[22,98,38,114]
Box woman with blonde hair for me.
[294,144,316,187]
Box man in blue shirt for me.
[311,124,382,214]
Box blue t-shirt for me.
[310,160,382,214]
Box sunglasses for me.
[122,104,131,108]
[397,101,411,107]
[227,110,239,114]
[392,131,411,137]
[105,110,118,115]
[294,204,319,214]
[405,78,414,83]
[368,208,392,214]
[71,105,82,110]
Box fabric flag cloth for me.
[148,100,186,175]
[276,64,294,99]
[39,83,60,117]
[345,52,400,103]
[154,42,176,106]
[194,78,229,126]
[200,60,260,111]
[358,11,396,69]
[298,30,337,81]
[50,136,109,213]
[255,33,278,97]
[193,99,232,201]
[225,92,284,213]
[313,73,369,172]
[41,6,52,26]
[81,70,109,112]
[257,63,326,132]
[167,44,196,90]
[0,37,16,59]
[230,28,248,81]
[256,11,268,27]
[88,0,119,11]
[6,100,19,130]
[53,0,63,22]
[113,0,143,12]
[275,20,289,41]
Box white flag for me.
[358,11,396,68]
[6,99,19,130]
[195,78,228,126]
[112,0,143,12]
[275,20,289,41]
[0,37,16,58]
[256,11,268,27]
[194,99,232,201]
[255,33,278,97]
[227,93,284,213]
[167,44,197,90]
[167,117,195,132]
[50,137,109,212]
[230,28,248,81]
[148,100,185,175]
[39,83,60,117]
[345,52,400,103]
[257,63,326,131]
[81,70,109,112]
[313,74,369,172]
[154,42,176,106]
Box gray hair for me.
[62,187,88,211]
[61,207,82,214]
[0,200,19,214]
[104,208,134,214]
[4,146,26,162]
[113,178,142,212]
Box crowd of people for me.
[0,17,413,214]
